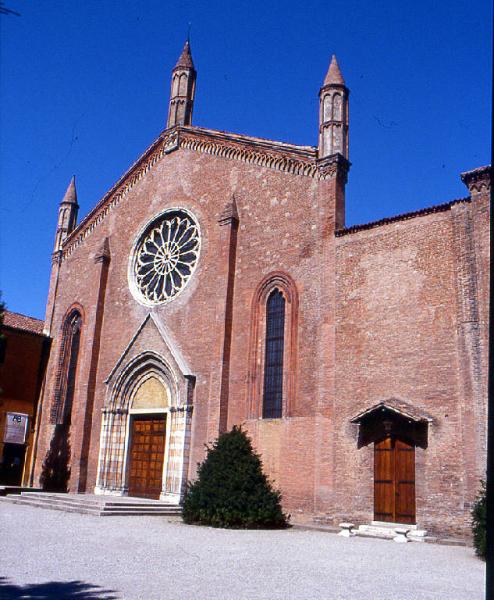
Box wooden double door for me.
[374,436,415,524]
[128,415,166,500]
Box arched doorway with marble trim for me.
[127,375,169,499]
[94,351,193,503]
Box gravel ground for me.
[0,503,485,600]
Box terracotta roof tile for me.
[2,310,45,335]
[335,197,470,237]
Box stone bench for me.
[393,527,410,543]
[338,522,356,537]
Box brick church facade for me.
[32,42,490,537]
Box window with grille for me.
[262,289,285,418]
[51,311,82,424]
[63,314,81,425]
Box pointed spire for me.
[167,39,197,128]
[174,40,195,71]
[53,176,79,252]
[324,55,345,86]
[61,176,78,205]
[318,54,349,162]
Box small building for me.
[0,311,50,486]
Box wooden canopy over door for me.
[374,436,415,524]
[128,415,166,499]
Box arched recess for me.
[332,93,342,120]
[108,351,179,414]
[95,351,192,503]
[178,73,188,95]
[323,93,332,122]
[172,73,180,96]
[41,305,84,493]
[51,305,85,425]
[131,376,170,410]
[247,272,299,419]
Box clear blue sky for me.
[0,0,491,319]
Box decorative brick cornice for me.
[460,165,491,195]
[179,127,318,178]
[60,126,326,261]
[62,131,178,260]
[316,153,351,182]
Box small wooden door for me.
[128,415,166,499]
[374,436,415,524]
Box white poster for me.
[3,413,28,445]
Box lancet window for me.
[51,310,82,424]
[262,290,286,418]
[248,273,298,420]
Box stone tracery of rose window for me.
[133,211,200,305]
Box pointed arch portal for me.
[95,351,193,503]
[127,377,169,499]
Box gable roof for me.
[60,125,320,262]
[350,399,434,423]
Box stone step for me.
[103,504,181,511]
[19,493,107,508]
[0,496,102,514]
[0,486,43,497]
[0,494,182,516]
[99,509,182,517]
[19,492,179,510]
[20,491,179,505]
[101,505,181,513]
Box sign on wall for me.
[3,413,29,445]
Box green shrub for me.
[182,425,289,529]
[471,480,486,559]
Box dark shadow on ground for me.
[0,577,119,599]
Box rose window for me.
[132,211,200,304]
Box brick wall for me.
[34,143,343,508]
[333,192,489,537]
[33,129,489,538]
